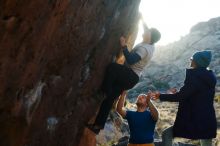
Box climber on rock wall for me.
[87,20,161,135]
[116,91,159,146]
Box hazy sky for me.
[136,0,220,46]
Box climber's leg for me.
[87,63,139,134]
[94,86,122,127]
[101,63,121,97]
[102,63,139,96]
[87,85,122,134]
[98,63,139,124]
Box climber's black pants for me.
[94,63,139,128]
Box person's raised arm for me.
[116,91,127,118]
[152,84,196,102]
[147,93,159,121]
[139,13,148,30]
[120,36,141,65]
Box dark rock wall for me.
[0,0,140,145]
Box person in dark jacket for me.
[152,50,217,146]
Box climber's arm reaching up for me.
[122,47,141,65]
[116,91,127,118]
[120,37,141,65]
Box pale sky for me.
[136,0,220,46]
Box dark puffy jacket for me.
[160,68,217,139]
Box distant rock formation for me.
[129,17,220,98]
[0,0,140,145]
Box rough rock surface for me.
[0,0,140,146]
[78,128,96,146]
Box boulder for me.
[0,0,141,145]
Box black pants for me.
[94,63,139,128]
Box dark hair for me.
[150,28,161,45]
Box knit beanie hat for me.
[192,50,212,68]
[150,28,161,44]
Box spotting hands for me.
[147,91,160,101]
[147,88,177,100]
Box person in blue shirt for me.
[152,50,217,146]
[116,91,159,146]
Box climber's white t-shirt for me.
[129,43,155,76]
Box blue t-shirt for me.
[125,110,156,144]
